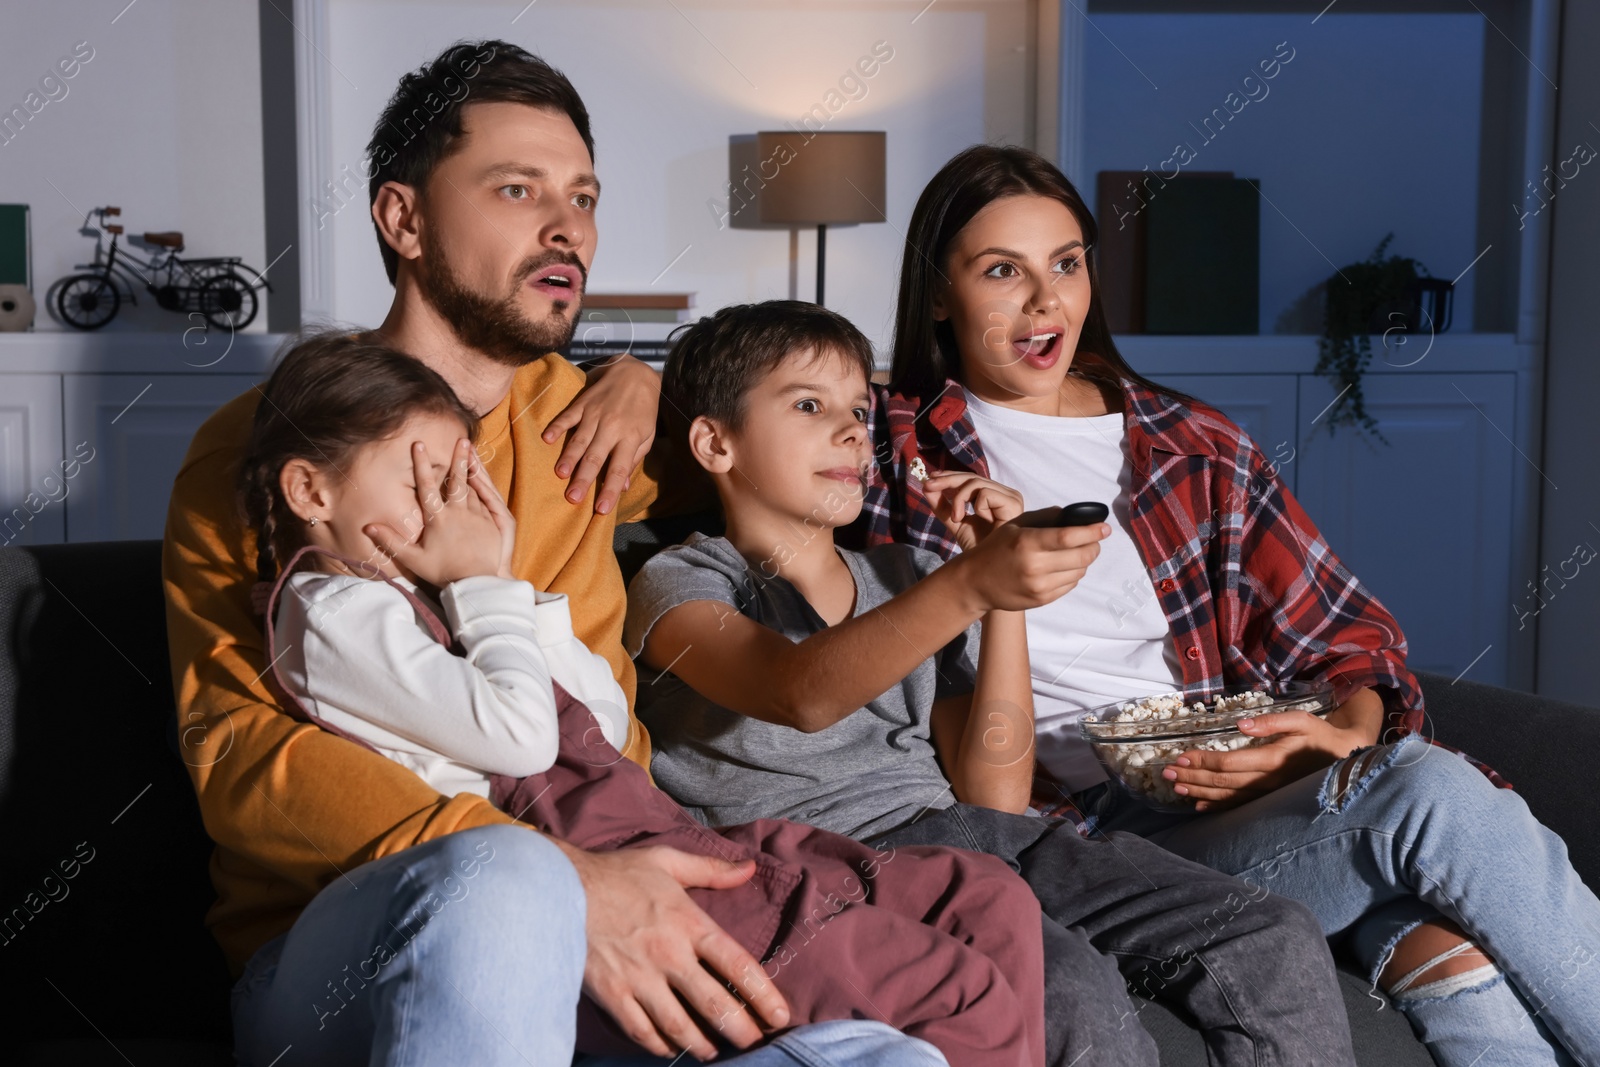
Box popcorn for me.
[909,456,929,482]
[1084,690,1323,809]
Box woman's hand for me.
[921,472,1024,551]
[541,353,660,516]
[364,438,504,587]
[1165,689,1387,811]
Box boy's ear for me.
[279,459,333,523]
[686,415,735,475]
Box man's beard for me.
[417,229,584,368]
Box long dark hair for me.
[889,144,1188,404]
[237,330,480,589]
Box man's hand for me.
[542,353,660,516]
[1166,689,1386,811]
[556,842,792,1061]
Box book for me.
[1143,177,1259,335]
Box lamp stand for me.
[816,223,827,306]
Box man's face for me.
[413,101,600,365]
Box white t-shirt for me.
[962,387,1185,792]
[273,570,630,800]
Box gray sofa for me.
[3,534,1595,1065]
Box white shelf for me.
[0,331,288,375]
[1115,333,1534,376]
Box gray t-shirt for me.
[624,533,980,840]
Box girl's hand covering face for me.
[363,437,507,588]
[920,471,1025,551]
[465,446,518,579]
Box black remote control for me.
[1055,501,1109,527]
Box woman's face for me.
[934,194,1092,408]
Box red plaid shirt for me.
[846,378,1508,815]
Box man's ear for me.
[686,415,735,475]
[372,181,423,274]
[279,459,334,524]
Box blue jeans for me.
[1089,735,1600,1067]
[231,825,945,1067]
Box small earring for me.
[308,516,319,527]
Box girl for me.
[235,329,1053,1067]
[852,144,1600,1067]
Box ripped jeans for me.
[1086,734,1600,1067]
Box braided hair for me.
[236,330,482,600]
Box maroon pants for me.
[491,683,1047,1067]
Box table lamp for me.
[728,131,886,305]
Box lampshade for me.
[728,131,886,230]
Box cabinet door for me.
[0,375,66,546]
[1152,375,1300,494]
[1295,374,1516,686]
[63,375,258,543]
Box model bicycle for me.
[56,206,270,331]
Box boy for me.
[626,301,1358,1067]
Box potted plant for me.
[1315,234,1451,440]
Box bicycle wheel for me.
[56,273,120,330]
[200,272,258,331]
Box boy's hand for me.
[953,520,1109,612]
[921,472,1024,551]
[364,437,504,587]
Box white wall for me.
[320,0,1032,356]
[1081,12,1485,335]
[0,0,267,332]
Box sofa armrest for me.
[1417,670,1599,889]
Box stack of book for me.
[562,292,695,364]
[578,292,695,324]
[1095,172,1260,335]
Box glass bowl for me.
[1078,681,1336,811]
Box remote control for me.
[1055,501,1109,527]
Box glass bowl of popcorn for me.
[1079,681,1336,811]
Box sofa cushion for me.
[0,542,232,1048]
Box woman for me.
[848,143,1600,1067]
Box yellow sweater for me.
[163,355,668,977]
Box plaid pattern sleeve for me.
[1123,383,1509,790]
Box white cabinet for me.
[1294,374,1517,684]
[0,375,66,547]
[62,374,259,543]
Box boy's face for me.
[713,346,873,529]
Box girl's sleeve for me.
[524,588,631,754]
[291,575,562,777]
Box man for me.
[164,40,942,1067]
